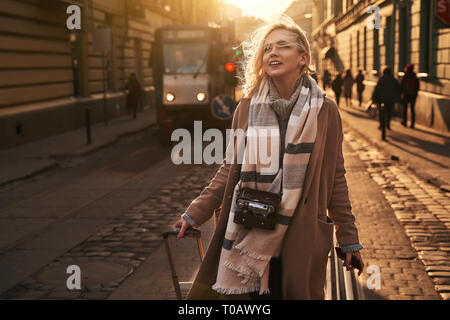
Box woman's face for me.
[262,29,307,81]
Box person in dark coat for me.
[343,69,354,107]
[400,64,420,129]
[331,73,343,107]
[322,69,331,90]
[355,69,365,106]
[125,73,143,119]
[372,66,401,130]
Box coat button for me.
[304,197,308,204]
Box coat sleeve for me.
[181,101,243,227]
[182,162,230,227]
[327,109,361,247]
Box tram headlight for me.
[196,92,206,102]
[165,93,175,102]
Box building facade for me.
[284,0,313,45]
[311,0,450,133]
[0,0,219,149]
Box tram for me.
[150,24,239,145]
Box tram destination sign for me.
[163,30,207,40]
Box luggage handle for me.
[162,227,205,300]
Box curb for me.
[49,121,158,159]
[0,160,58,188]
[0,119,158,187]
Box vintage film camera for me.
[233,188,280,230]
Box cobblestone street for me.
[343,129,447,300]
[0,161,220,300]
[0,115,448,300]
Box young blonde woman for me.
[174,15,364,300]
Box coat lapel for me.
[297,105,328,204]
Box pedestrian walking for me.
[125,73,143,119]
[174,15,364,300]
[343,69,354,107]
[356,69,365,106]
[322,69,331,90]
[331,73,343,107]
[372,66,401,130]
[400,64,419,129]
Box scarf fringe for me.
[223,261,257,279]
[235,243,271,262]
[212,283,260,295]
[259,288,271,295]
[242,255,267,278]
[224,261,261,286]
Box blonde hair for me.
[238,15,315,99]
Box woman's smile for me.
[269,61,283,68]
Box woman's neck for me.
[271,74,301,100]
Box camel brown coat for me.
[184,96,361,300]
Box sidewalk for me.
[0,107,157,187]
[328,90,450,192]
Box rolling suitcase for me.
[162,228,205,300]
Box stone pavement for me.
[0,162,220,300]
[332,93,449,300]
[3,134,445,300]
[331,91,450,190]
[343,130,446,300]
[0,106,157,187]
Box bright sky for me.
[223,0,295,22]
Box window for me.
[373,27,380,72]
[419,0,433,75]
[385,16,394,70]
[357,30,360,68]
[70,32,81,96]
[364,26,367,70]
[163,43,208,74]
[349,34,353,69]
[398,3,410,73]
[104,13,115,91]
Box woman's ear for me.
[298,53,308,67]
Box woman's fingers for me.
[173,219,182,229]
[176,220,192,240]
[343,251,365,276]
[177,223,186,239]
[344,252,352,271]
[354,252,365,276]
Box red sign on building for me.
[436,0,450,25]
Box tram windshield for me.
[163,43,208,74]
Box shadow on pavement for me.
[386,135,450,167]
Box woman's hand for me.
[344,251,365,276]
[173,218,193,240]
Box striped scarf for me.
[212,74,324,295]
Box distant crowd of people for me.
[318,64,419,130]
